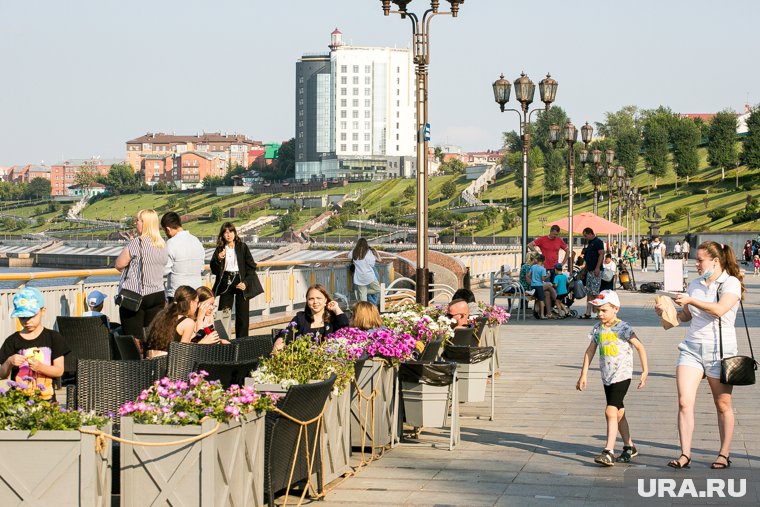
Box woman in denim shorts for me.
[654,241,744,470]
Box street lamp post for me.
[579,142,613,217]
[492,71,558,263]
[381,0,465,305]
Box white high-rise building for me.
[295,28,416,181]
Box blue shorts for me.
[676,341,721,379]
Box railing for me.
[451,250,521,280]
[0,259,394,338]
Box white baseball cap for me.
[87,289,107,307]
[590,290,620,308]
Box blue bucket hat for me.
[11,288,45,318]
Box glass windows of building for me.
[353,65,359,73]
[341,88,347,95]
[365,76,371,85]
[341,99,346,107]
[364,144,370,152]
[352,76,359,85]
[352,99,358,107]
[341,76,347,85]
[352,121,359,129]
[365,88,371,96]
[352,133,358,141]
[341,133,346,141]
[364,133,370,141]
[364,99,370,107]
[341,144,346,151]
[352,110,359,119]
[353,88,359,95]
[341,121,347,129]
[341,110,347,118]
[352,144,358,151]
[364,121,370,129]
[364,110,370,118]
[316,73,332,153]
[341,65,347,73]
[364,65,371,73]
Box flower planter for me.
[457,359,491,402]
[350,359,398,448]
[321,390,351,484]
[0,423,112,507]
[482,323,501,370]
[119,415,265,507]
[400,382,450,428]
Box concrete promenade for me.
[317,266,760,506]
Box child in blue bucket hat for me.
[0,288,70,400]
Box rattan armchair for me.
[56,316,113,383]
[166,342,235,380]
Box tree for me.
[402,184,415,201]
[327,215,342,230]
[501,210,519,231]
[434,146,444,163]
[222,162,246,186]
[276,138,296,179]
[441,159,467,174]
[615,128,641,178]
[26,177,51,199]
[74,161,100,188]
[203,176,223,188]
[102,164,140,194]
[671,117,701,186]
[210,206,224,222]
[595,105,640,139]
[706,110,738,180]
[741,106,760,169]
[533,106,568,155]
[502,131,522,152]
[511,146,542,189]
[482,206,499,224]
[641,115,670,187]
[441,179,457,200]
[279,212,297,231]
[543,148,564,193]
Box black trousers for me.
[119,290,165,341]
[218,273,250,338]
[640,255,648,269]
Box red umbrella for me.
[548,212,626,234]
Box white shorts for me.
[676,341,722,379]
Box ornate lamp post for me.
[381,0,465,305]
[492,71,558,262]
[549,120,592,271]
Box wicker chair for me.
[56,316,113,382]
[113,335,143,360]
[166,342,235,381]
[66,357,167,433]
[264,375,336,507]
[234,335,273,361]
[192,359,260,389]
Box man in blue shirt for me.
[580,227,605,319]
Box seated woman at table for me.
[273,284,349,352]
[145,286,220,358]
[351,301,383,332]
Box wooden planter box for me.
[120,415,265,507]
[321,390,351,484]
[0,423,112,507]
[350,359,398,448]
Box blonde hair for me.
[138,209,165,248]
[351,302,382,330]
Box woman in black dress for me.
[210,222,262,338]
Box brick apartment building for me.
[126,132,264,184]
[5,164,51,184]
[50,158,121,196]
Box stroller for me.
[555,264,582,318]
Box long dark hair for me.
[216,222,240,248]
[146,286,197,352]
[352,238,371,261]
[698,241,745,298]
[304,284,335,324]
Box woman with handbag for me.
[654,241,746,470]
[114,209,168,340]
[210,222,262,339]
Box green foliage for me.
[327,215,343,230]
[203,176,224,188]
[616,128,641,178]
[543,149,564,193]
[665,212,680,223]
[510,147,542,189]
[501,209,519,230]
[533,106,568,155]
[0,384,108,432]
[482,206,500,225]
[279,212,297,231]
[101,163,141,195]
[502,130,522,152]
[707,208,728,220]
[706,111,739,170]
[742,106,760,169]
[595,105,640,138]
[672,206,691,217]
[222,163,246,186]
[440,179,457,200]
[48,202,61,213]
[440,159,467,174]
[210,206,224,222]
[26,177,51,199]
[671,117,701,181]
[402,185,415,201]
[167,195,179,208]
[642,114,671,178]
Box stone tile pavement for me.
[310,263,760,506]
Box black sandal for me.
[711,454,731,469]
[667,454,691,469]
[578,314,592,320]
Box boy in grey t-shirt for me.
[576,290,649,466]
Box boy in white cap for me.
[82,289,110,327]
[576,290,648,466]
[0,288,70,401]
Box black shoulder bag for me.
[115,238,144,312]
[717,283,757,386]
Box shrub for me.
[707,208,728,220]
[665,212,680,223]
[741,182,756,191]
[694,188,709,194]
[732,209,760,224]
[672,206,691,217]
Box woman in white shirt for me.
[655,241,745,470]
[351,238,379,302]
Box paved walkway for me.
[314,264,760,506]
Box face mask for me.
[699,261,717,280]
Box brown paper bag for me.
[656,295,678,330]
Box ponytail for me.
[698,241,745,299]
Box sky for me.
[1,0,758,166]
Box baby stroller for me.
[557,264,582,318]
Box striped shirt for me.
[121,237,168,296]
